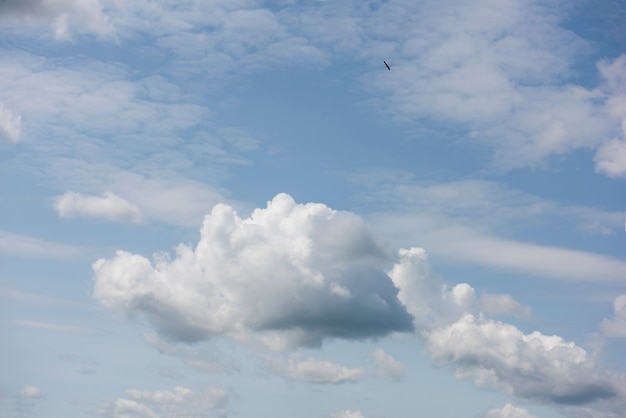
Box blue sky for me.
[1,1,626,417]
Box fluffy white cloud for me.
[371,348,405,381]
[93,193,413,348]
[54,191,142,223]
[0,103,21,143]
[427,314,616,406]
[601,294,626,338]
[483,403,537,418]
[0,0,114,39]
[388,247,484,330]
[20,385,43,399]
[281,355,364,384]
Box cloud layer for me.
[93,194,626,415]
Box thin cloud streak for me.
[0,229,85,259]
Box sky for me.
[1,0,626,417]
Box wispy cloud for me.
[20,385,43,399]
[54,191,142,223]
[0,229,84,259]
[0,0,114,40]
[356,174,626,283]
[4,319,98,335]
[370,348,405,381]
[0,103,21,143]
[601,294,626,338]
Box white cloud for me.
[0,103,21,143]
[0,0,114,39]
[54,191,142,223]
[361,0,611,169]
[101,385,229,418]
[281,355,364,384]
[482,403,537,418]
[594,138,626,178]
[114,398,159,418]
[427,314,617,406]
[0,53,237,227]
[370,348,405,381]
[385,245,626,415]
[425,231,626,284]
[594,58,626,179]
[106,171,226,227]
[601,294,626,338]
[291,1,623,172]
[126,386,192,404]
[20,385,43,399]
[388,247,488,331]
[329,410,365,418]
[93,193,413,348]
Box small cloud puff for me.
[20,385,43,399]
[54,191,142,223]
[371,348,405,381]
[329,410,365,418]
[601,294,626,338]
[0,103,21,143]
[279,355,364,384]
[482,403,537,418]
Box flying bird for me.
[384,61,391,71]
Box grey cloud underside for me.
[261,268,414,339]
[450,354,616,405]
[132,268,413,344]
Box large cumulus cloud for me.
[93,193,413,348]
